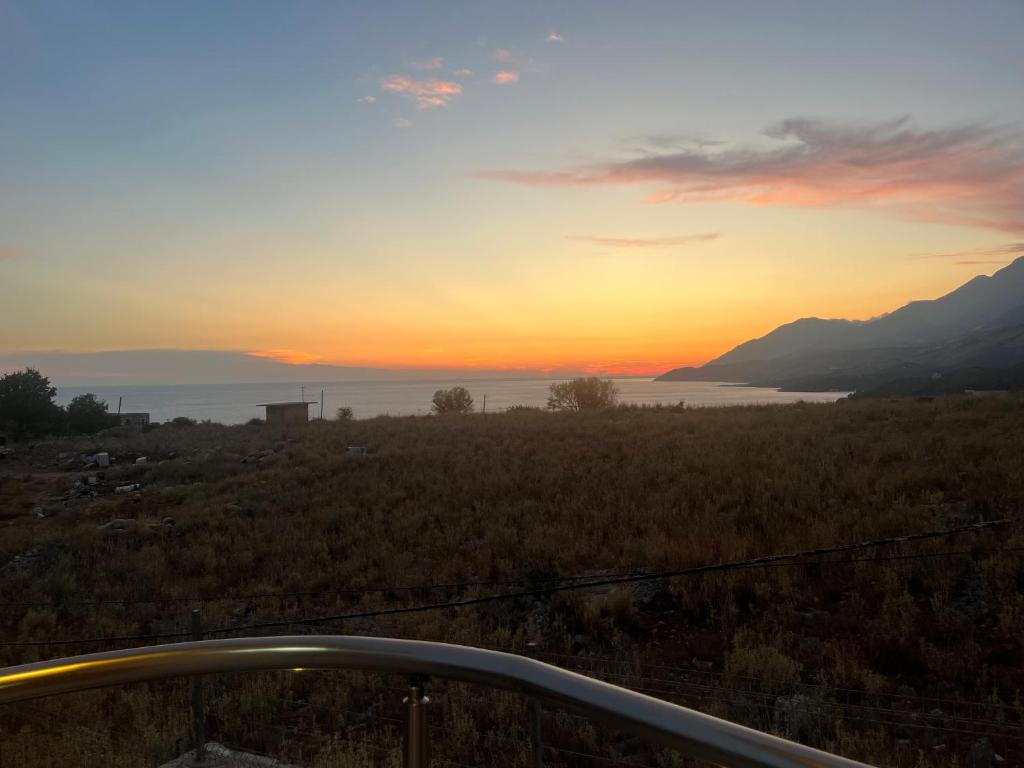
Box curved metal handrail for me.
[0,636,873,768]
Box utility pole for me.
[320,389,324,420]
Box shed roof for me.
[256,401,315,407]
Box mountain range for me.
[658,256,1024,396]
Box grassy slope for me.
[1,397,1023,766]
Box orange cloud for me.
[494,71,519,84]
[572,234,719,248]
[247,349,321,365]
[481,118,1024,234]
[380,75,462,108]
[0,246,22,260]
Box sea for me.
[53,379,848,425]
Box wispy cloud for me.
[393,117,412,129]
[357,95,376,104]
[494,71,519,84]
[571,234,719,248]
[412,56,443,71]
[495,48,513,62]
[912,242,1024,260]
[247,349,320,365]
[954,260,1012,266]
[0,246,22,261]
[453,68,473,77]
[380,75,462,108]
[546,32,564,42]
[480,118,1024,235]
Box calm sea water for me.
[54,379,847,425]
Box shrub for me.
[547,377,619,411]
[431,387,474,414]
[336,407,354,420]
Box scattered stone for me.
[5,546,45,569]
[98,518,131,534]
[135,456,148,464]
[114,483,141,494]
[94,452,110,467]
[346,446,369,457]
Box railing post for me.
[190,609,207,766]
[403,677,430,768]
[529,697,543,768]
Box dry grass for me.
[1,395,1023,766]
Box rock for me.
[224,503,242,513]
[631,576,672,607]
[114,483,141,494]
[773,695,817,740]
[94,452,110,467]
[5,546,45,569]
[346,446,369,457]
[135,456,148,464]
[968,738,996,768]
[98,519,132,534]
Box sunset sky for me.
[2,1,1023,377]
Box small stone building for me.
[115,412,150,429]
[259,401,312,428]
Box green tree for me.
[431,386,474,414]
[0,368,61,440]
[336,406,354,420]
[547,377,619,411]
[66,393,110,434]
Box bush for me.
[431,387,474,414]
[169,416,197,427]
[547,377,619,411]
[336,407,354,420]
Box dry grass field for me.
[2,396,1023,767]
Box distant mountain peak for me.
[658,258,1024,382]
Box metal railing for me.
[0,635,874,768]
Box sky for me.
[2,0,1023,379]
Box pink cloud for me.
[495,48,513,62]
[480,118,1024,235]
[453,68,473,77]
[393,117,412,129]
[546,32,564,42]
[494,71,519,84]
[0,246,22,261]
[412,56,443,70]
[571,234,719,248]
[380,74,463,108]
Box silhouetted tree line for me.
[0,368,119,440]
